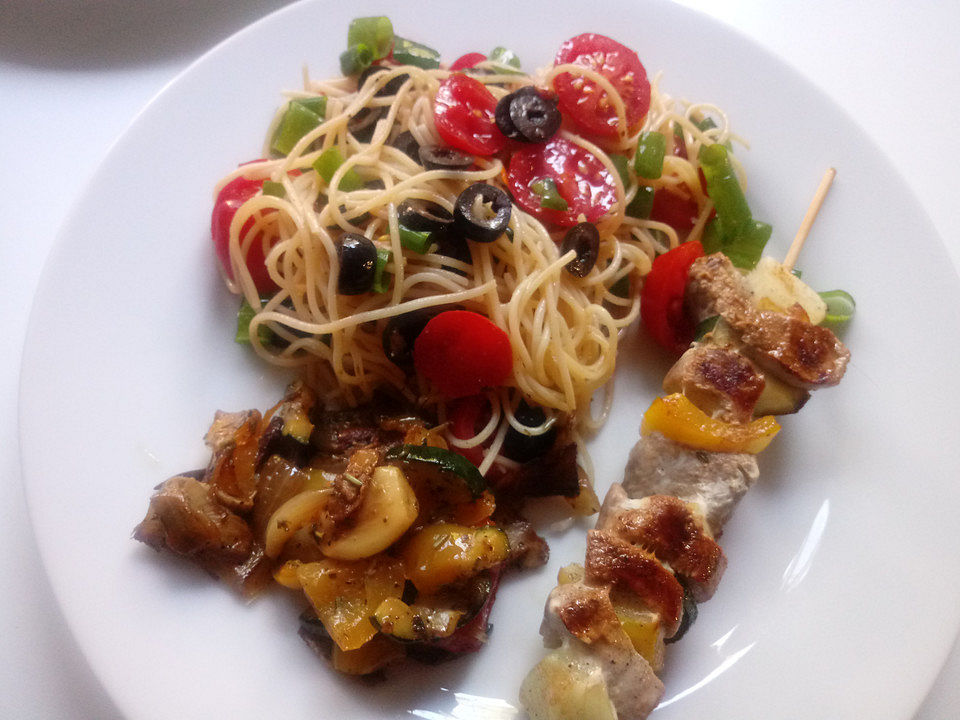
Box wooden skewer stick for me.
[783,167,836,270]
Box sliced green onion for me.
[372,247,393,292]
[341,16,394,74]
[530,177,568,211]
[489,46,522,69]
[819,289,856,324]
[791,267,803,279]
[347,16,394,57]
[398,224,432,254]
[261,180,286,198]
[236,297,274,346]
[312,147,364,191]
[625,185,655,220]
[608,153,632,188]
[699,143,769,269]
[295,96,328,117]
[693,315,720,342]
[271,99,326,156]
[701,218,722,254]
[721,220,772,270]
[392,37,441,69]
[699,144,751,227]
[340,44,374,76]
[634,131,666,179]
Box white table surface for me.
[2,1,957,717]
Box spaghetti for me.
[214,35,739,479]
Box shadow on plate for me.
[0,0,296,69]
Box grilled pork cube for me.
[663,342,765,423]
[527,580,665,720]
[622,431,759,535]
[585,530,684,638]
[686,253,849,389]
[597,485,726,602]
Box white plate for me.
[19,0,960,718]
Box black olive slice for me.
[336,233,377,295]
[357,65,410,97]
[397,199,454,233]
[381,307,447,368]
[347,105,385,143]
[391,130,421,163]
[419,145,475,171]
[561,222,600,277]
[495,86,560,143]
[501,400,558,462]
[454,183,512,243]
[509,90,561,143]
[433,226,472,276]
[494,92,524,141]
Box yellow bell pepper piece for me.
[642,393,780,454]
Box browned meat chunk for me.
[542,581,626,647]
[686,253,849,389]
[500,517,550,569]
[598,486,726,602]
[622,432,758,535]
[663,342,765,422]
[133,475,270,594]
[585,530,684,638]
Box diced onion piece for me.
[520,644,617,720]
[743,256,827,323]
[264,488,331,558]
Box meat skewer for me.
[520,175,850,719]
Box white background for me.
[1,0,957,717]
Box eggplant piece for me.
[133,474,272,597]
[512,442,581,498]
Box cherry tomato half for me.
[507,136,618,227]
[449,52,487,71]
[640,240,704,355]
[552,33,651,140]
[433,74,506,156]
[211,174,277,293]
[650,187,700,235]
[413,310,513,399]
[447,394,488,467]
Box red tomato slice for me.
[211,174,277,293]
[433,74,506,156]
[552,33,651,140]
[450,52,487,71]
[640,241,704,355]
[507,137,617,227]
[413,311,513,399]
